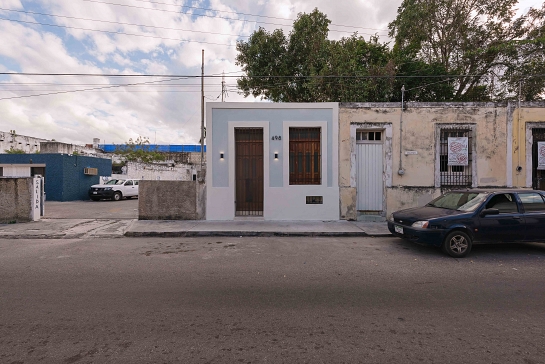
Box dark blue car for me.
[387,189,545,257]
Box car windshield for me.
[426,192,489,212]
[104,179,125,185]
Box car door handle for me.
[513,216,522,219]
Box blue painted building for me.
[0,154,111,201]
[99,144,206,153]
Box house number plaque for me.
[271,135,282,140]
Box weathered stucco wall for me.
[112,161,197,181]
[339,102,511,218]
[138,180,205,220]
[510,103,545,188]
[0,177,33,223]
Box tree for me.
[388,0,545,101]
[115,136,165,164]
[236,9,396,102]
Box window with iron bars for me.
[532,128,545,190]
[440,129,472,187]
[289,127,321,185]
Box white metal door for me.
[356,142,383,211]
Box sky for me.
[0,0,541,146]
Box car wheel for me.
[442,231,472,258]
[112,191,122,201]
[91,197,100,201]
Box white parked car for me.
[89,179,139,201]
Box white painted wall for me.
[2,165,32,177]
[206,103,339,221]
[0,131,46,154]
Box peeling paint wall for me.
[509,102,545,188]
[111,161,196,181]
[339,102,513,218]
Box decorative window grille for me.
[289,127,321,185]
[439,129,472,187]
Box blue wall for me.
[0,154,111,201]
[99,144,206,153]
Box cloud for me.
[0,0,402,146]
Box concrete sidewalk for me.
[125,219,391,237]
[0,218,391,239]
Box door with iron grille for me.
[532,128,545,190]
[235,128,264,216]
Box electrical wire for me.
[0,18,237,46]
[0,7,251,38]
[0,76,189,100]
[79,0,389,36]
[121,0,389,32]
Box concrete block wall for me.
[112,161,196,181]
[138,180,206,220]
[0,177,33,223]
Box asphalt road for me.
[1,236,545,363]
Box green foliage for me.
[115,136,166,164]
[4,147,25,154]
[237,4,545,102]
[389,0,545,101]
[236,9,397,102]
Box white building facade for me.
[206,103,339,221]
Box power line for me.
[121,0,389,32]
[0,76,189,100]
[0,7,251,38]
[0,18,236,46]
[80,0,389,36]
[2,72,545,79]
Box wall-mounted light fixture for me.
[274,152,278,159]
[220,152,224,160]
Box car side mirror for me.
[480,208,499,217]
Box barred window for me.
[440,129,472,187]
[289,127,321,185]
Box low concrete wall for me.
[0,177,34,223]
[139,179,206,220]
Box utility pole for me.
[200,49,204,169]
[221,71,226,102]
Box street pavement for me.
[0,200,391,239]
[2,235,545,363]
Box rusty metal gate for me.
[532,128,545,190]
[235,128,263,216]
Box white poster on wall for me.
[448,137,469,166]
[538,141,545,170]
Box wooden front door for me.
[235,128,263,216]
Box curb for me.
[124,231,393,238]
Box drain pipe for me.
[398,85,405,176]
[516,80,522,173]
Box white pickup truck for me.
[88,179,139,201]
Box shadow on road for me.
[389,237,545,260]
